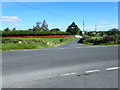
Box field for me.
[1,36,76,51]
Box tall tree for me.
[41,20,49,31]
[33,21,42,31]
[12,28,16,31]
[66,22,81,35]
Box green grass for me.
[82,42,94,45]
[42,38,64,42]
[2,42,50,50]
[82,42,118,45]
[91,36,103,40]
[1,36,77,51]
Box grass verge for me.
[1,36,76,51]
[82,41,119,45]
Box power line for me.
[9,0,78,21]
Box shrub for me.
[102,36,115,43]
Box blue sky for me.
[2,2,118,31]
[3,0,120,2]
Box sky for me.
[2,0,120,2]
[2,2,118,31]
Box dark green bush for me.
[102,36,114,43]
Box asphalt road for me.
[2,39,119,88]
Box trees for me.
[4,28,11,32]
[99,31,105,36]
[41,20,49,31]
[33,20,49,32]
[50,28,61,32]
[66,22,81,35]
[33,21,42,32]
[87,31,95,37]
[33,26,42,32]
[4,28,17,32]
[12,28,16,31]
[107,28,119,35]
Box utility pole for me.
[83,21,85,33]
[95,24,97,35]
[83,21,85,38]
[95,24,97,32]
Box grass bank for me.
[1,36,76,51]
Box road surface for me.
[2,39,119,88]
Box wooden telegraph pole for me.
[83,21,85,38]
[95,24,97,32]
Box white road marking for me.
[75,45,118,49]
[75,47,82,48]
[59,48,65,49]
[61,73,77,76]
[106,67,120,71]
[85,70,100,74]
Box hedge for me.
[1,31,71,37]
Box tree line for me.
[2,20,82,36]
[2,20,119,37]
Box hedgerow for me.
[1,31,71,36]
[80,34,120,44]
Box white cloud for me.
[97,20,108,25]
[85,24,118,31]
[2,16,20,22]
[10,23,19,26]
[85,20,118,31]
[48,23,67,31]
[97,24,118,28]
[48,23,61,27]
[48,23,53,26]
[2,16,21,27]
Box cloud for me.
[2,16,21,26]
[97,24,118,28]
[48,23,61,27]
[85,24,118,31]
[48,23,67,31]
[48,23,53,26]
[10,23,19,26]
[2,16,20,22]
[98,20,108,25]
[85,20,118,30]
[84,20,109,30]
